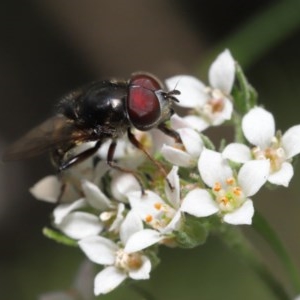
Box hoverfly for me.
[3,72,181,181]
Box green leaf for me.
[174,216,209,248]
[43,227,78,247]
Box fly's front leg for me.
[127,128,174,191]
[157,122,182,144]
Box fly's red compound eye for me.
[127,73,163,130]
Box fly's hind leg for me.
[58,141,102,171]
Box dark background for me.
[0,1,300,299]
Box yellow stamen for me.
[226,177,234,185]
[154,202,162,210]
[233,187,241,196]
[213,182,221,192]
[128,253,143,270]
[145,215,153,223]
[221,196,229,205]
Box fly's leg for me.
[157,122,182,143]
[59,141,102,171]
[127,128,174,190]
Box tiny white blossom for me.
[161,127,203,167]
[196,149,269,225]
[126,166,216,252]
[78,211,151,296]
[223,107,300,187]
[128,166,183,235]
[166,50,235,131]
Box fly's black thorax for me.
[58,80,131,139]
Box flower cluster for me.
[33,50,300,297]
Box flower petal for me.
[120,210,143,245]
[198,149,232,187]
[57,212,103,240]
[242,107,275,148]
[208,49,235,94]
[165,75,208,108]
[30,175,60,203]
[78,236,118,265]
[53,198,87,224]
[211,97,233,125]
[108,203,125,233]
[127,190,164,220]
[170,113,193,130]
[165,166,180,208]
[129,255,151,280]
[124,229,163,253]
[161,144,196,167]
[110,172,140,202]
[94,266,127,296]
[82,180,112,210]
[184,115,209,132]
[178,128,203,158]
[282,125,300,159]
[162,210,182,234]
[181,188,219,217]
[268,162,294,187]
[238,160,270,197]
[222,143,252,163]
[223,199,254,225]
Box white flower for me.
[223,107,300,187]
[51,180,113,239]
[78,211,151,296]
[125,167,184,252]
[52,171,140,238]
[166,50,235,131]
[125,166,217,252]
[161,127,203,167]
[128,166,183,235]
[195,149,269,225]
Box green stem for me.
[215,223,291,300]
[232,111,245,144]
[252,211,300,295]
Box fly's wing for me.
[2,115,88,161]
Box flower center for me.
[144,202,175,230]
[198,88,225,122]
[252,137,286,172]
[212,177,245,212]
[115,249,143,271]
